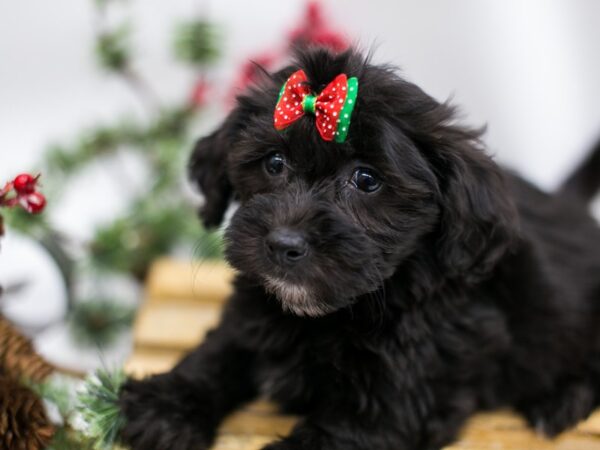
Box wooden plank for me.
[448,426,600,450]
[211,435,274,450]
[579,410,600,435]
[146,258,235,303]
[460,410,528,431]
[219,410,296,437]
[241,401,281,415]
[448,411,600,449]
[553,435,600,450]
[124,347,184,377]
[133,300,222,349]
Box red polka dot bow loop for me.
[274,70,358,143]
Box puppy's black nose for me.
[266,228,308,265]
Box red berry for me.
[13,173,38,195]
[22,192,46,214]
[190,79,210,108]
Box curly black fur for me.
[120,48,600,450]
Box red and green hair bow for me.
[273,70,358,143]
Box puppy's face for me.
[224,114,439,316]
[190,49,516,317]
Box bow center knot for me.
[302,94,317,115]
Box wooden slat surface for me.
[133,300,222,349]
[125,347,184,377]
[146,259,234,303]
[129,259,600,449]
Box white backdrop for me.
[2,0,600,243]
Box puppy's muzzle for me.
[265,227,308,266]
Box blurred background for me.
[1,1,600,447]
[1,0,600,400]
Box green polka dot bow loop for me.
[274,70,358,143]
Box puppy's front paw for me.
[119,375,217,450]
[520,382,595,437]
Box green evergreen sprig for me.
[76,369,127,450]
[89,200,206,280]
[48,427,96,450]
[1,205,48,235]
[68,300,136,348]
[43,107,195,183]
[96,24,132,72]
[173,19,221,66]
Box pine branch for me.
[89,199,206,280]
[68,300,135,348]
[48,426,96,450]
[173,19,221,66]
[76,369,127,450]
[95,24,131,73]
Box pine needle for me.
[76,369,127,450]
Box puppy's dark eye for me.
[264,153,286,176]
[350,168,381,193]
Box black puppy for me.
[120,48,600,450]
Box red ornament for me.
[288,1,349,53]
[190,79,210,108]
[13,173,39,195]
[227,1,349,106]
[1,173,46,214]
[21,192,46,214]
[307,30,349,53]
[306,1,325,28]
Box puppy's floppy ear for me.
[402,98,519,282]
[430,131,519,282]
[188,112,238,228]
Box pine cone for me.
[0,316,55,383]
[0,375,55,450]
